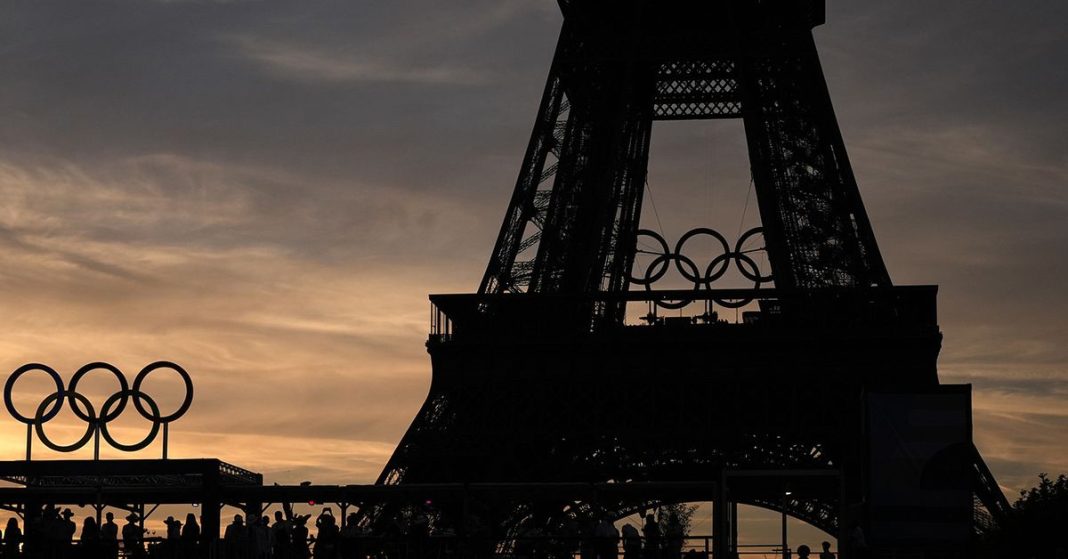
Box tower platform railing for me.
[429,286,938,344]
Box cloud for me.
[229,35,488,86]
[0,153,489,473]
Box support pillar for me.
[730,501,738,559]
[713,480,727,559]
[202,466,221,558]
[781,493,789,559]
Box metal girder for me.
[480,0,889,325]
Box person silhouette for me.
[797,544,811,559]
[595,515,620,559]
[59,509,76,555]
[3,518,21,558]
[82,516,101,559]
[642,514,660,559]
[255,516,271,559]
[340,512,362,559]
[272,510,292,559]
[621,523,641,559]
[101,512,119,559]
[122,513,145,559]
[225,515,248,559]
[819,540,835,559]
[314,509,339,559]
[247,515,264,559]
[182,513,201,554]
[292,515,311,559]
[162,516,181,559]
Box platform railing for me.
[429,286,938,342]
[31,534,813,559]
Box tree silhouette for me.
[980,473,1068,558]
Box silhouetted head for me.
[106,512,114,522]
[275,511,284,521]
[263,516,270,525]
[61,509,74,519]
[797,544,810,558]
[186,513,198,525]
[5,518,16,530]
[822,541,831,551]
[233,515,243,525]
[126,513,138,522]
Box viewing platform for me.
[429,286,939,345]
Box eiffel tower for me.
[377,1,1008,555]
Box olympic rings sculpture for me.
[4,361,192,458]
[630,226,773,309]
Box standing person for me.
[3,518,21,558]
[313,510,339,559]
[271,511,291,559]
[38,506,59,558]
[248,515,271,559]
[621,523,641,559]
[594,516,619,559]
[797,544,811,559]
[181,513,201,558]
[257,516,271,559]
[121,514,145,559]
[641,514,660,559]
[59,509,77,557]
[224,515,248,559]
[100,512,119,559]
[819,541,835,559]
[81,516,101,559]
[163,517,182,559]
[291,516,310,559]
[339,513,361,559]
[247,516,262,559]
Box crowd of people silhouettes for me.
[1,506,838,559]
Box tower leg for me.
[713,481,727,559]
[730,501,738,559]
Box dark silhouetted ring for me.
[68,362,129,423]
[734,228,773,283]
[100,389,161,452]
[132,361,193,423]
[629,230,672,286]
[34,391,96,452]
[675,228,731,285]
[5,364,64,424]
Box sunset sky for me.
[1,0,1066,546]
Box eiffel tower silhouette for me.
[377,1,1008,555]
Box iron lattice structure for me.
[479,0,888,324]
[377,1,1006,556]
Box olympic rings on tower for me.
[4,361,192,457]
[629,226,773,309]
